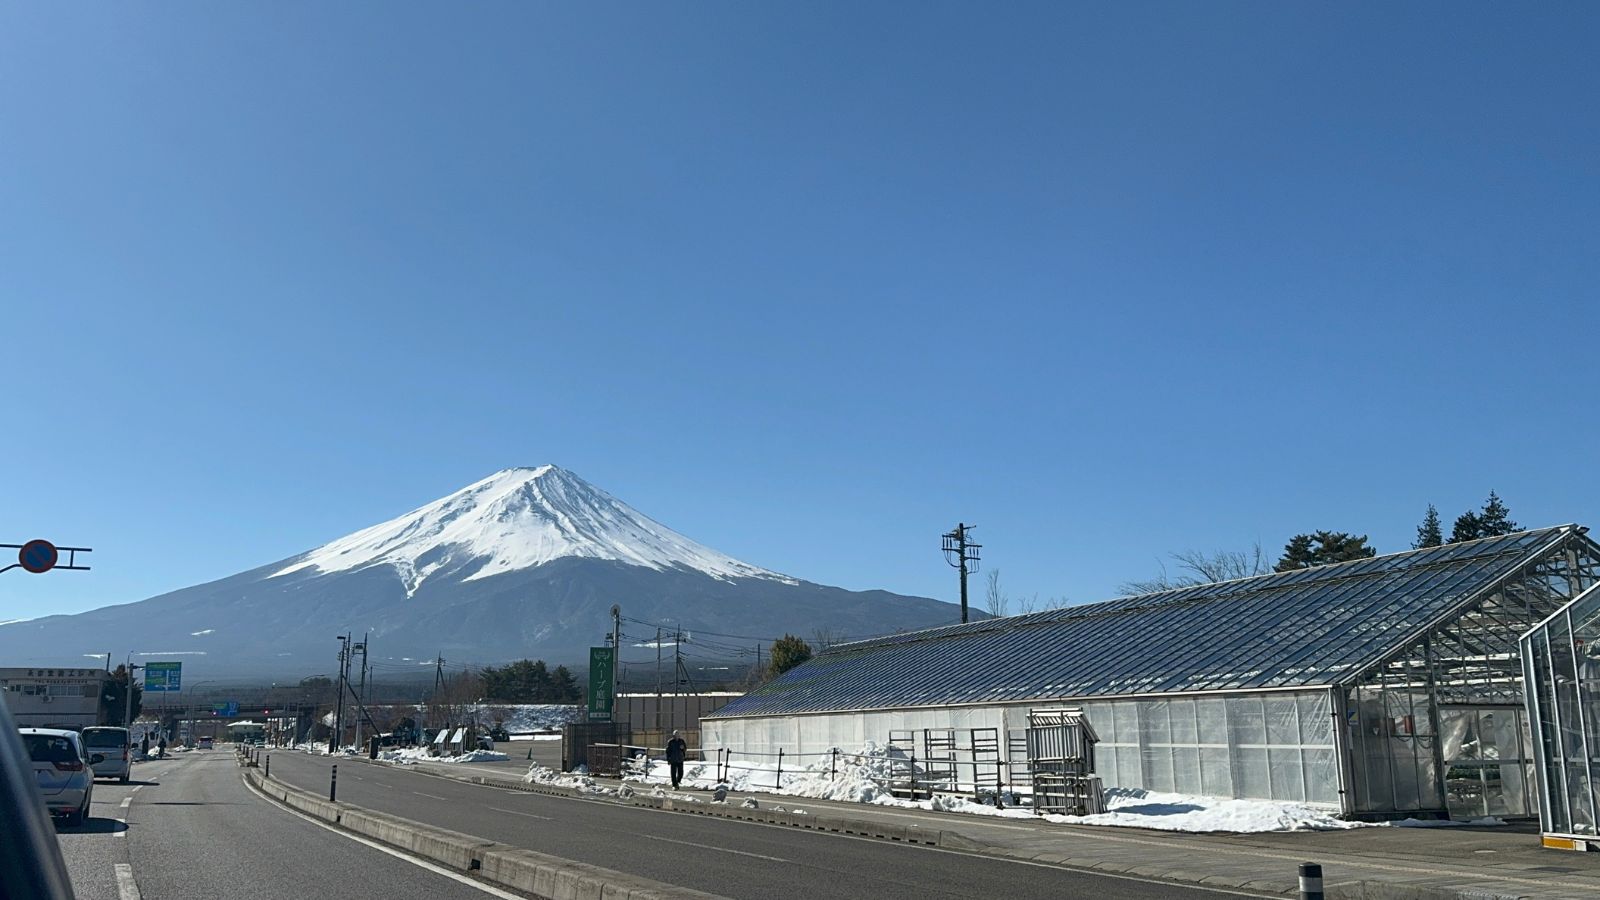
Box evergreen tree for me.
[1450,510,1482,543]
[1478,491,1519,537]
[1276,534,1318,571]
[1275,531,1377,572]
[100,665,143,726]
[550,665,580,703]
[1413,505,1443,549]
[767,634,813,679]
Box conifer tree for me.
[1414,505,1443,549]
[767,634,813,679]
[1275,531,1377,572]
[1450,511,1482,543]
[1477,491,1519,537]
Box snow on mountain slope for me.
[271,466,795,594]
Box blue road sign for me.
[144,661,182,692]
[211,701,239,717]
[18,540,58,574]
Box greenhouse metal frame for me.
[704,526,1600,819]
[1520,579,1600,848]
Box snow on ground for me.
[380,747,510,764]
[523,764,616,795]
[614,743,1509,834]
[487,704,581,734]
[1041,788,1360,833]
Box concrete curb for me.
[244,767,728,900]
[309,756,1533,900]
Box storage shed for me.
[704,526,1600,819]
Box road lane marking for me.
[114,863,141,900]
[639,833,790,863]
[487,806,553,821]
[120,797,132,808]
[412,791,449,800]
[240,777,528,900]
[113,815,127,837]
[131,786,142,793]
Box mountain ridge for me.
[0,467,960,678]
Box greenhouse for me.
[1520,579,1600,848]
[703,525,1600,819]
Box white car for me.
[19,729,96,826]
[82,727,133,782]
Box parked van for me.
[80,727,132,783]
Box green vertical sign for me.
[588,646,615,722]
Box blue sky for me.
[3,2,1597,623]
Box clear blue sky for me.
[4,2,1597,623]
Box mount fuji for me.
[0,467,961,679]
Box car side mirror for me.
[89,754,105,765]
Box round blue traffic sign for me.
[19,539,58,574]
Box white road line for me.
[486,806,553,821]
[113,863,141,900]
[412,791,449,800]
[112,816,126,837]
[120,797,132,808]
[131,786,143,793]
[639,833,790,863]
[241,777,527,900]
[818,806,1036,831]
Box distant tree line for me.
[1118,490,1522,594]
[479,659,581,704]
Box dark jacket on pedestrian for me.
[666,735,687,762]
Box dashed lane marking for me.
[120,797,132,808]
[412,791,450,800]
[486,806,553,821]
[639,833,791,863]
[114,863,141,900]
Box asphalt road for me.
[54,750,528,900]
[267,751,1258,900]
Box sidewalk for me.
[337,751,1600,900]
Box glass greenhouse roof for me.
[711,526,1581,719]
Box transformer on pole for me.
[942,523,982,624]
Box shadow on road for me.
[57,817,129,835]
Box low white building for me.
[0,666,113,729]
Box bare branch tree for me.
[985,569,1009,618]
[1118,543,1271,595]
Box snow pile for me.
[270,466,796,592]
[523,764,615,795]
[380,747,510,764]
[1044,788,1363,833]
[1394,816,1508,828]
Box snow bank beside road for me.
[380,747,510,764]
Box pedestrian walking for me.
[666,730,688,789]
[157,734,167,759]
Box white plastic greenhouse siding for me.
[702,688,1343,808]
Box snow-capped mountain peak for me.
[271,466,794,593]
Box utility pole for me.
[942,522,982,624]
[673,627,684,733]
[123,654,142,730]
[655,626,663,734]
[352,634,368,752]
[332,634,350,754]
[610,605,621,701]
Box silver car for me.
[82,727,133,782]
[19,728,96,826]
